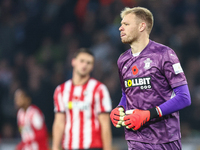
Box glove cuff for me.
[117,105,125,110]
[149,107,160,119]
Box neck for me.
[130,34,149,54]
[72,72,90,85]
[22,104,30,111]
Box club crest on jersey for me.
[84,90,88,95]
[144,58,152,69]
[124,77,151,90]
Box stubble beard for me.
[76,70,88,78]
[121,36,137,44]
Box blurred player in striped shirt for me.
[52,48,112,150]
[14,88,49,150]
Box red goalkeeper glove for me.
[110,106,125,128]
[122,109,150,130]
[122,107,160,130]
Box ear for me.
[71,58,76,67]
[139,22,146,32]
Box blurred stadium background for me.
[0,0,200,149]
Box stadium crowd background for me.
[0,0,200,146]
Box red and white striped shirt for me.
[53,78,112,149]
[17,105,49,150]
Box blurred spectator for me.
[0,122,15,139]
[91,30,118,81]
[0,59,13,88]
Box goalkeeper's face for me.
[119,13,142,44]
[72,52,94,77]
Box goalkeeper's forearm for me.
[118,90,126,110]
[148,84,191,120]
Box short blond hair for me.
[120,7,154,34]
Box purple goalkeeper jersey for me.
[117,40,187,144]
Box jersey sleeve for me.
[117,58,127,109]
[118,91,126,110]
[17,110,23,132]
[32,111,43,130]
[161,48,187,88]
[53,85,65,113]
[95,84,112,113]
[117,58,126,92]
[159,84,191,116]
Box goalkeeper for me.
[110,6,191,150]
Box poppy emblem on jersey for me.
[144,58,152,69]
[132,66,138,75]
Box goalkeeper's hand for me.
[122,109,150,130]
[110,106,125,128]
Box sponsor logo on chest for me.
[124,77,152,90]
[67,101,90,110]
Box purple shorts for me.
[127,139,182,150]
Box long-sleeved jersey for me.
[117,40,187,144]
